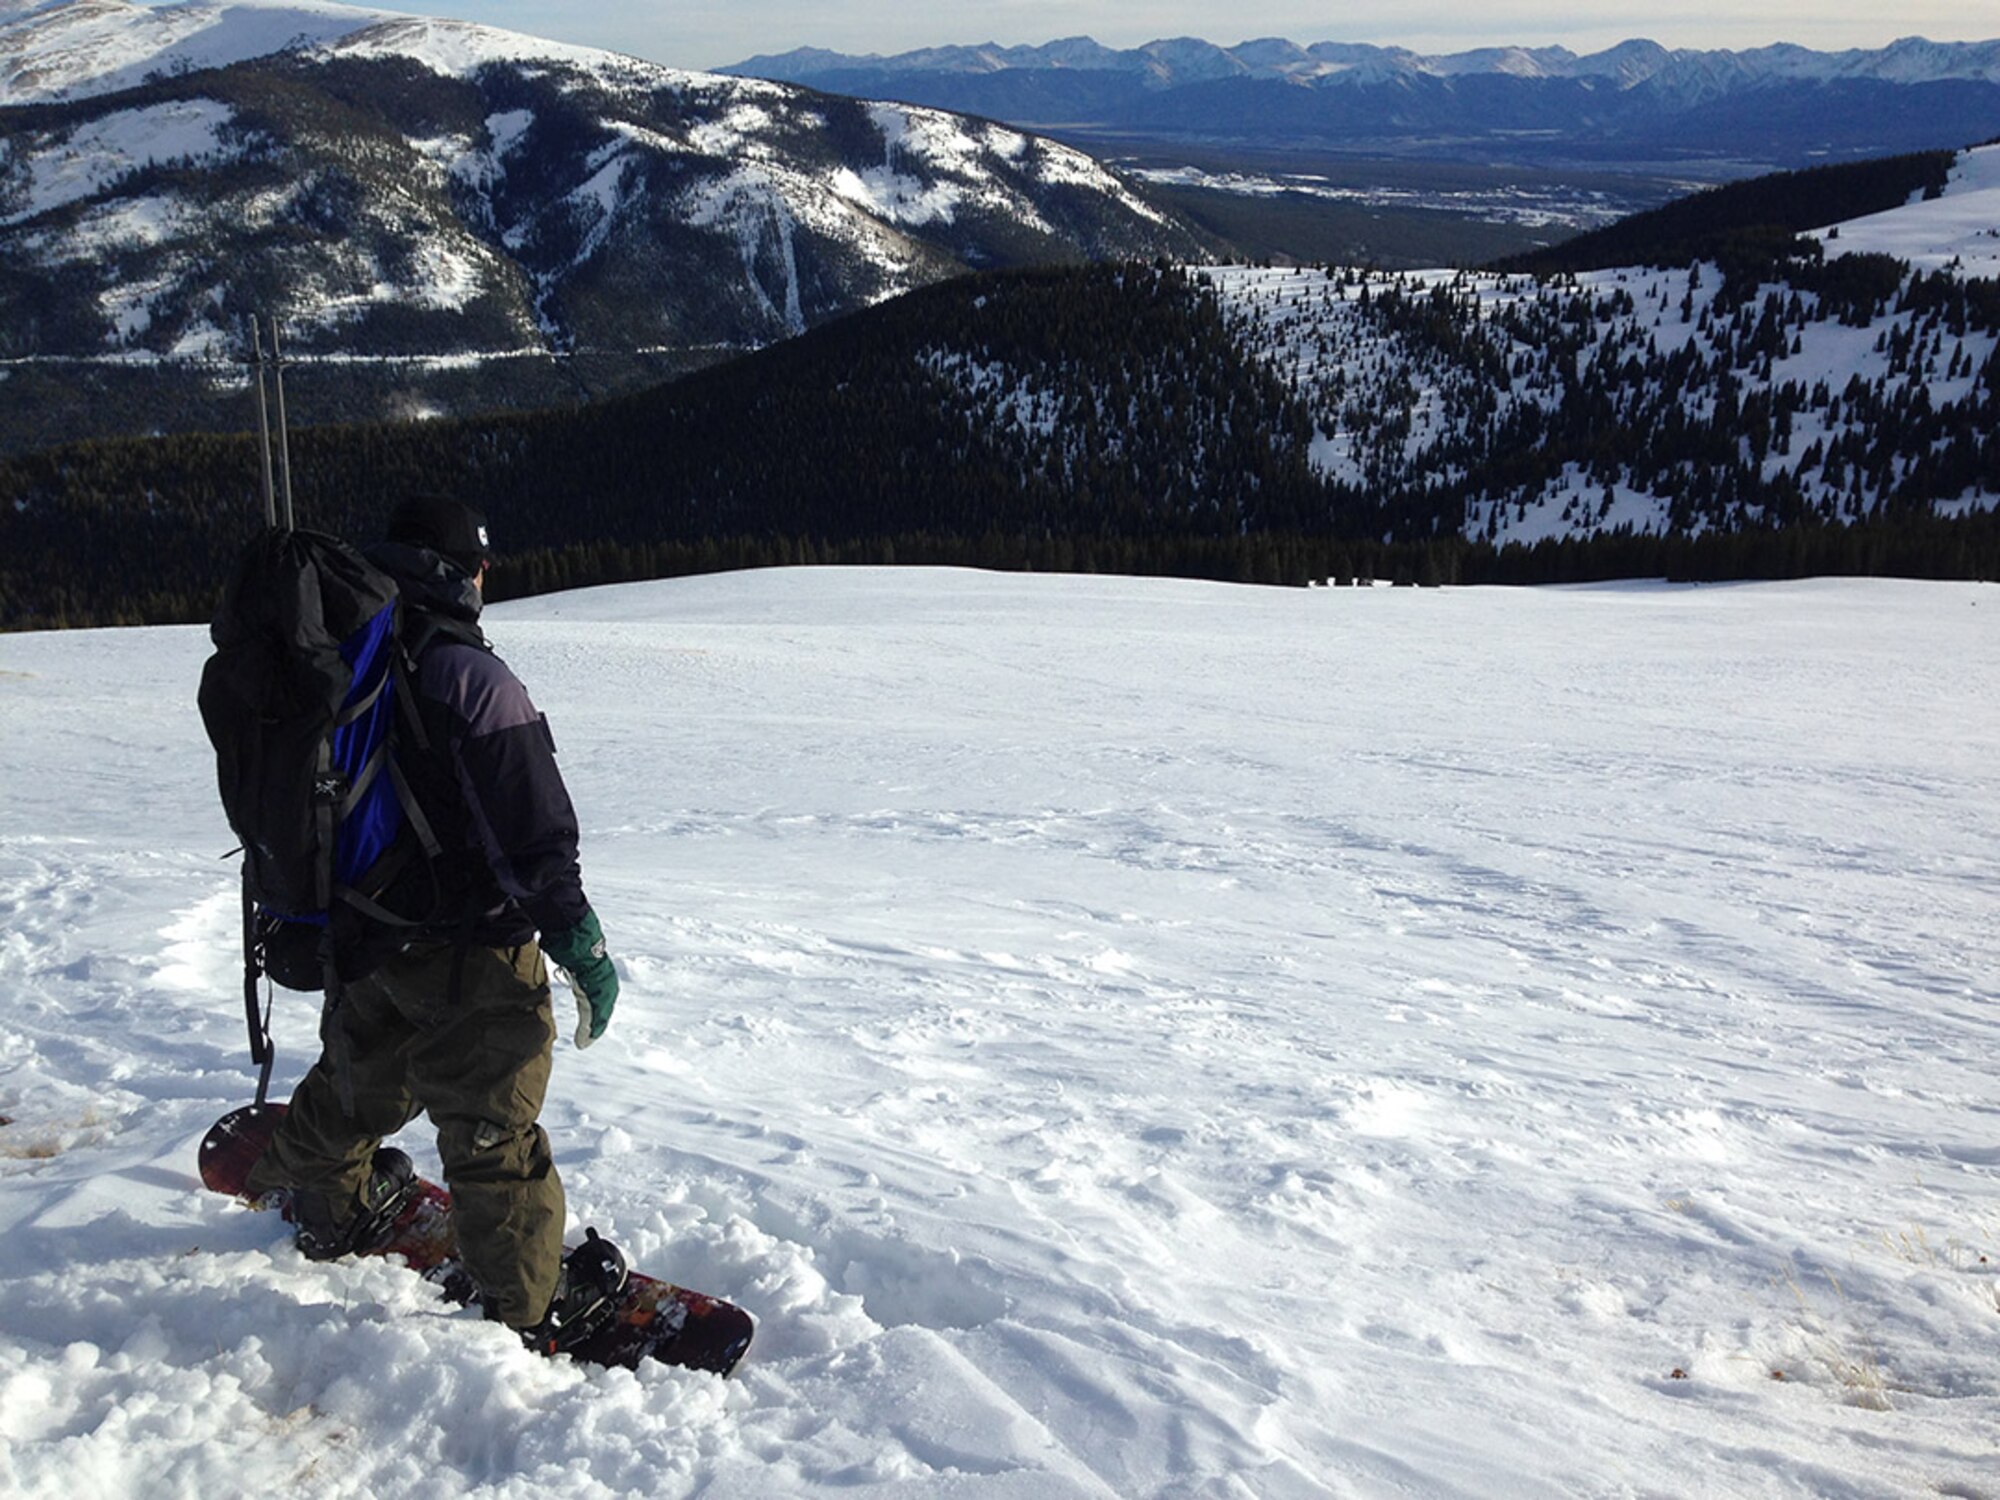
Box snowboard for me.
[198,1103,754,1376]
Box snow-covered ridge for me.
[0,0,800,106]
[0,0,397,104]
[314,12,714,91]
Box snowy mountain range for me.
[0,0,1208,440]
[730,34,2000,93]
[0,0,1996,605]
[724,34,2000,171]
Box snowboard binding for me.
[523,1227,630,1356]
[294,1146,419,1262]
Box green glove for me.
[543,909,618,1049]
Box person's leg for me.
[244,969,424,1247]
[406,941,565,1329]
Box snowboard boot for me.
[517,1228,630,1356]
[292,1147,418,1262]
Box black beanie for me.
[386,494,492,575]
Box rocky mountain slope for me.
[0,1,1211,448]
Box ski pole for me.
[250,316,277,530]
[270,319,296,531]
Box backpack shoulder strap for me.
[382,605,445,863]
[401,607,490,663]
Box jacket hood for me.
[365,540,485,626]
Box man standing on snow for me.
[243,494,622,1352]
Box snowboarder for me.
[241,493,622,1349]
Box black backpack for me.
[199,528,441,1101]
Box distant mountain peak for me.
[719,31,2000,89]
[717,30,2000,173]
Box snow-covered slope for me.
[3,567,1999,1496]
[0,0,1203,415]
[0,0,721,107]
[1811,144,2000,276]
[0,0,392,103]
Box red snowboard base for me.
[199,1103,754,1376]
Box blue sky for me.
[292,1,2000,72]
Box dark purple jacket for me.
[369,542,591,947]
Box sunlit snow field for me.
[2,568,1998,1497]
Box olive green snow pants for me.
[245,940,565,1328]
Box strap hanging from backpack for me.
[242,874,276,1108]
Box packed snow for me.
[3,566,1999,1498]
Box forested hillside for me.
[5,232,1997,629]
[1,266,1332,625]
[1211,252,1998,540]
